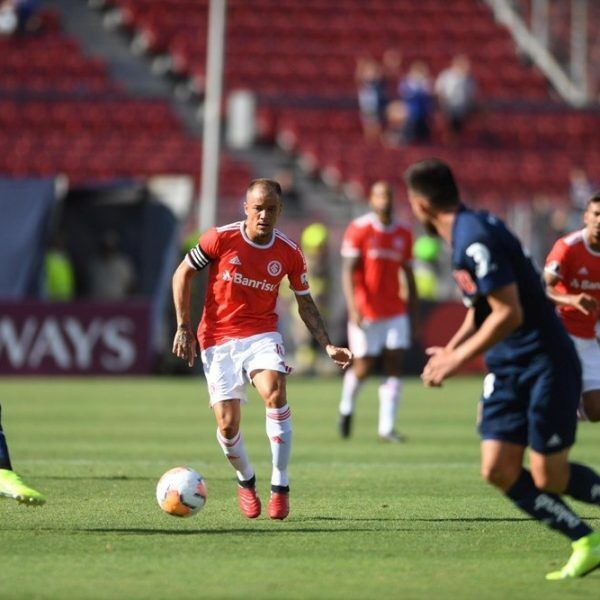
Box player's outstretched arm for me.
[422,284,522,387]
[295,293,353,369]
[171,259,198,367]
[544,271,599,315]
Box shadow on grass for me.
[34,475,234,482]
[308,516,600,525]
[1,526,408,536]
[308,516,534,523]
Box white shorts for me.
[201,332,291,406]
[348,314,410,359]
[570,334,600,393]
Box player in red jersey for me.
[338,181,418,442]
[545,192,600,422]
[172,179,352,520]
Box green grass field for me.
[0,376,598,599]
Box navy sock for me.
[0,429,12,470]
[506,469,591,541]
[566,463,600,505]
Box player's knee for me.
[263,384,286,408]
[480,463,517,489]
[530,470,556,492]
[353,362,373,379]
[530,464,568,493]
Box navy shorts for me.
[478,353,581,454]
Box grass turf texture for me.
[0,376,598,600]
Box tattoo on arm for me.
[296,294,331,348]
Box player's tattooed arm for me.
[172,259,198,367]
[296,294,353,368]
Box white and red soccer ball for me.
[156,467,207,517]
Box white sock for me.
[378,377,403,436]
[266,405,292,487]
[216,429,254,482]
[339,369,363,416]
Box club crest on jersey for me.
[453,269,477,294]
[267,260,282,277]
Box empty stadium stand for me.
[102,0,600,209]
[0,6,250,193]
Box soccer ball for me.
[156,467,207,517]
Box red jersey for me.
[341,213,413,320]
[545,229,600,338]
[188,221,310,348]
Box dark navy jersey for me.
[451,205,575,369]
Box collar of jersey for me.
[240,221,276,249]
[582,228,600,256]
[368,212,398,232]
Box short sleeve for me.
[341,223,362,258]
[185,228,219,270]
[545,239,568,280]
[461,237,515,296]
[288,247,310,295]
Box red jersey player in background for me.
[338,181,418,441]
[172,179,352,520]
[544,192,600,422]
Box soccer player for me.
[544,193,600,422]
[0,404,45,505]
[338,181,417,442]
[403,158,600,579]
[172,179,352,521]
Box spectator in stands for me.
[89,230,136,300]
[0,0,17,35]
[387,61,433,145]
[0,0,39,35]
[356,57,387,143]
[435,54,477,140]
[382,48,403,99]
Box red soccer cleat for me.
[268,491,289,520]
[237,485,261,519]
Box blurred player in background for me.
[404,158,600,580]
[0,405,45,505]
[172,179,352,521]
[338,181,417,442]
[544,192,600,422]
